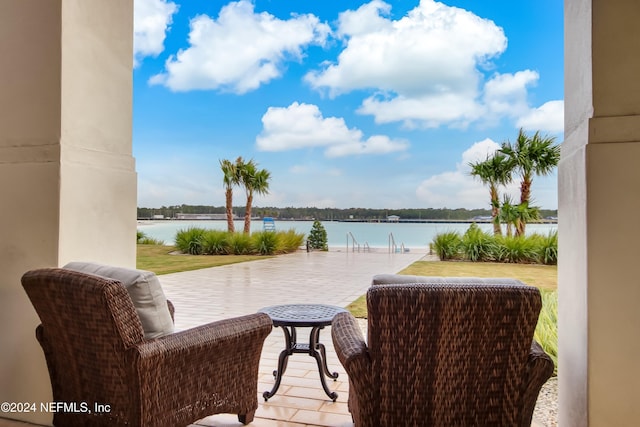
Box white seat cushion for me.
[64,262,174,339]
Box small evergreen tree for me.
[307,220,328,251]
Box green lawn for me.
[347,261,557,317]
[401,261,557,290]
[136,244,268,275]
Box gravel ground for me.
[356,318,558,426]
[533,377,558,426]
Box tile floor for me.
[165,248,426,427]
[1,248,546,427]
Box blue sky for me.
[133,0,563,210]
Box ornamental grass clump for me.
[432,224,557,264]
[533,231,558,265]
[227,232,254,255]
[175,228,305,256]
[432,231,462,260]
[495,235,539,263]
[534,289,558,375]
[137,230,164,245]
[175,227,207,255]
[278,229,306,252]
[461,223,497,262]
[252,231,278,255]
[201,230,229,255]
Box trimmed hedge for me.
[174,227,305,256]
[432,225,558,265]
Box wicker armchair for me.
[22,267,272,427]
[331,275,554,427]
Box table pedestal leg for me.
[263,326,294,401]
[309,326,338,401]
[263,325,339,402]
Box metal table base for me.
[259,304,346,402]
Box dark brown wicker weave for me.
[331,276,554,427]
[22,268,272,427]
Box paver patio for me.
[0,248,547,427]
[159,249,426,427]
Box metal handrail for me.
[389,233,407,253]
[347,232,370,252]
[347,232,360,252]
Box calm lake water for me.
[138,220,557,250]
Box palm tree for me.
[499,128,560,234]
[219,157,242,232]
[238,159,271,234]
[513,201,541,236]
[469,153,512,235]
[499,195,519,237]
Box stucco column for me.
[561,0,640,425]
[0,1,135,424]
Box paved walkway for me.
[159,249,427,330]
[157,249,426,427]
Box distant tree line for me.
[138,205,557,221]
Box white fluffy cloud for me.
[305,0,560,131]
[305,0,507,127]
[256,102,409,157]
[415,138,520,208]
[483,70,539,118]
[517,100,565,133]
[149,0,329,93]
[133,0,178,67]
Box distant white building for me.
[387,215,400,222]
[175,213,228,220]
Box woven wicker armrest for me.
[331,312,370,374]
[132,312,272,358]
[126,312,272,425]
[520,340,555,426]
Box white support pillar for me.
[0,1,135,424]
[561,0,640,425]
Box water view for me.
[138,220,557,251]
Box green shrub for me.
[227,232,254,255]
[534,289,558,375]
[307,220,328,251]
[137,230,164,245]
[175,227,207,255]
[201,230,229,255]
[495,235,539,263]
[533,231,558,265]
[432,231,462,260]
[277,229,306,253]
[174,228,305,256]
[252,231,279,255]
[138,237,164,245]
[433,225,558,265]
[461,223,496,262]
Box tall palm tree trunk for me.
[243,194,253,234]
[517,178,532,236]
[225,188,235,233]
[520,178,532,205]
[490,186,502,236]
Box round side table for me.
[259,304,347,402]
